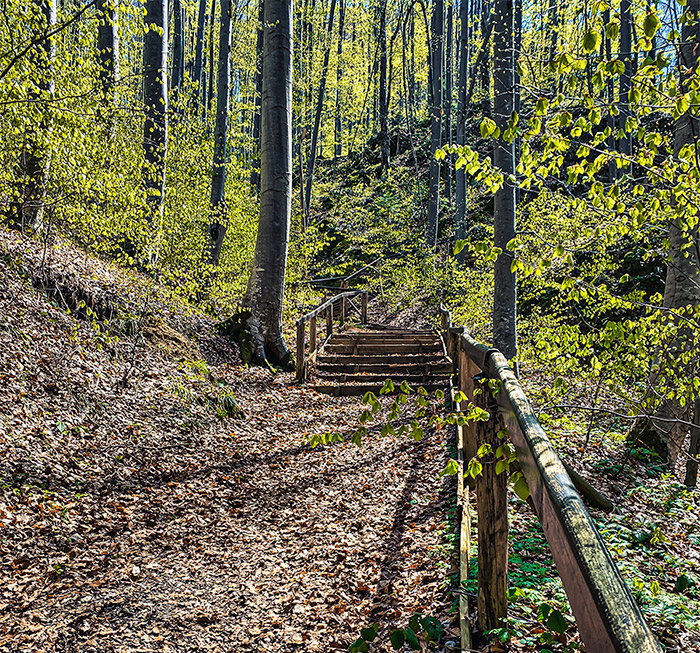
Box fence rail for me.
[296,290,368,383]
[439,306,662,653]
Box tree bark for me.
[239,0,295,369]
[16,0,57,233]
[207,0,216,117]
[143,0,169,236]
[303,0,337,222]
[378,0,390,173]
[426,0,444,249]
[193,0,209,110]
[480,0,490,114]
[171,0,184,102]
[97,0,119,107]
[445,1,453,206]
[619,0,632,155]
[251,0,264,190]
[205,0,233,266]
[334,0,345,162]
[455,0,468,264]
[492,0,518,363]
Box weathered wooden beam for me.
[326,306,333,337]
[487,352,661,653]
[296,320,306,383]
[309,315,317,354]
[475,384,508,632]
[361,291,368,323]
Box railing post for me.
[309,315,317,354]
[361,291,368,324]
[296,319,306,383]
[326,305,333,337]
[340,295,346,327]
[475,379,508,632]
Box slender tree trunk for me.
[426,0,444,248]
[16,0,57,232]
[492,0,518,363]
[619,0,632,155]
[303,0,337,221]
[455,0,468,264]
[205,0,232,266]
[251,0,264,190]
[480,0,490,114]
[378,0,390,173]
[171,0,184,102]
[143,0,168,242]
[334,0,345,162]
[409,9,416,112]
[193,0,209,109]
[240,0,295,369]
[207,0,216,117]
[445,1,453,206]
[97,0,119,107]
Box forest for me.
[1,0,699,650]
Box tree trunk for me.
[207,0,216,117]
[445,1,453,206]
[480,0,490,114]
[455,0,468,264]
[334,0,345,162]
[97,0,119,107]
[193,0,209,110]
[238,0,294,370]
[628,0,700,467]
[171,0,184,102]
[205,0,232,266]
[378,0,389,173]
[492,0,518,363]
[303,0,337,222]
[619,0,632,155]
[251,0,264,190]
[143,0,168,240]
[426,0,444,249]
[16,0,57,233]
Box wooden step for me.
[325,343,443,355]
[331,331,438,339]
[310,382,449,396]
[316,354,446,364]
[316,362,453,374]
[315,372,452,384]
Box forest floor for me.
[0,230,460,652]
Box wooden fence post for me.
[340,296,346,327]
[326,305,333,337]
[361,291,368,324]
[296,320,306,383]
[309,315,317,354]
[475,379,508,632]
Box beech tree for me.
[16,0,57,232]
[206,0,233,266]
[235,0,294,369]
[426,0,443,248]
[142,0,169,236]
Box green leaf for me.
[454,239,468,255]
[547,609,568,634]
[360,625,379,642]
[643,12,660,38]
[389,630,405,649]
[675,573,691,592]
[513,474,531,501]
[421,616,444,642]
[349,637,369,653]
[439,459,460,477]
[583,29,601,52]
[404,627,421,650]
[380,378,395,395]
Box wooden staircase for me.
[309,326,453,396]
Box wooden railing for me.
[296,290,369,383]
[439,306,662,653]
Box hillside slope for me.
[0,230,457,652]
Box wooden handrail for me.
[296,290,369,382]
[441,314,662,653]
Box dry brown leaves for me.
[0,231,458,652]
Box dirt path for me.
[0,240,459,652]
